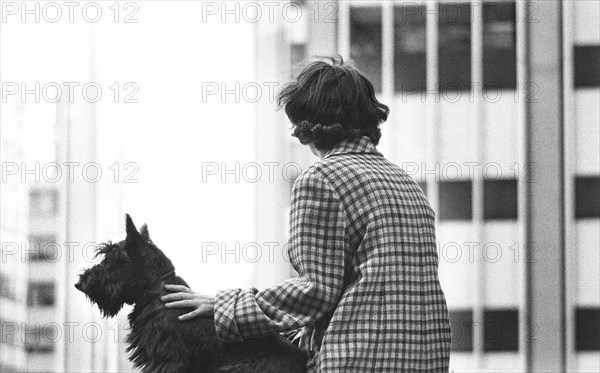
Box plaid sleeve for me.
[213,170,348,343]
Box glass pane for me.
[449,309,473,351]
[438,3,472,91]
[574,45,600,88]
[27,282,56,307]
[394,4,427,92]
[29,234,59,262]
[484,178,518,220]
[575,176,600,218]
[24,325,56,353]
[575,307,600,351]
[29,189,58,217]
[483,2,517,90]
[484,308,519,352]
[350,6,382,92]
[439,180,473,221]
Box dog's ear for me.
[139,224,150,241]
[125,214,142,243]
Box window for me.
[575,176,600,218]
[24,324,56,353]
[27,282,55,307]
[439,180,473,221]
[484,178,518,220]
[484,308,519,352]
[28,235,59,262]
[483,2,517,89]
[0,273,16,300]
[438,3,472,91]
[574,45,600,88]
[29,189,58,217]
[575,307,600,351]
[394,4,427,92]
[350,6,382,92]
[449,309,473,351]
[0,363,20,373]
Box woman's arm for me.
[214,170,348,343]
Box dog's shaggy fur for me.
[75,215,307,373]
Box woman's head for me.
[277,55,390,151]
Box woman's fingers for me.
[164,299,197,309]
[159,287,215,321]
[164,284,191,293]
[178,309,203,321]
[160,292,192,302]
[178,306,213,321]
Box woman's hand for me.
[161,284,215,321]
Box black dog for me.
[75,215,307,373]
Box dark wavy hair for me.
[277,55,390,151]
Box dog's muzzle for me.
[75,274,90,292]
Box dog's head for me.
[75,214,175,317]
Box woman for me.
[162,56,451,372]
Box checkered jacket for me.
[215,136,451,372]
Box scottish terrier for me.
[75,215,307,373]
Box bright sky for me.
[1,1,264,293]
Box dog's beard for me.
[84,286,126,318]
[95,299,124,318]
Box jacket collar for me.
[323,136,382,159]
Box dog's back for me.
[127,275,307,373]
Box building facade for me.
[255,1,600,371]
[1,103,30,373]
[25,184,60,372]
[1,71,132,373]
[4,97,132,373]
